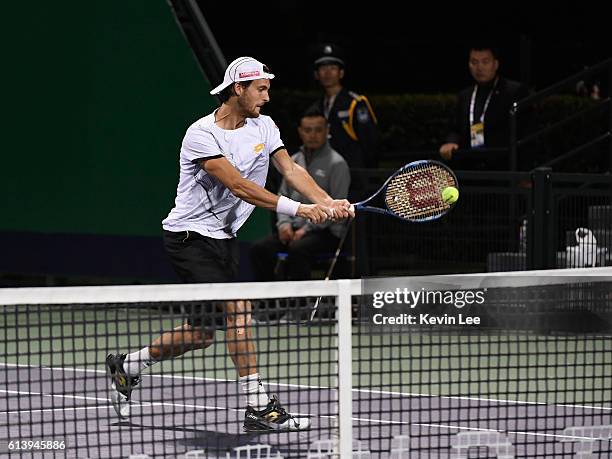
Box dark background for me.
[199,4,610,94]
[2,2,610,284]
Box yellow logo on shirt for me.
[254,143,265,154]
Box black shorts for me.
[163,230,240,327]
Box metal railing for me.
[352,168,612,276]
[509,58,612,171]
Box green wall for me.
[2,2,269,241]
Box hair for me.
[216,64,273,104]
[299,107,327,126]
[216,81,251,104]
[314,58,345,71]
[469,43,501,60]
[302,106,325,119]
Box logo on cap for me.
[209,56,275,95]
[239,70,261,79]
[314,44,345,69]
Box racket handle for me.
[349,204,355,213]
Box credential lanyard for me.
[469,77,499,125]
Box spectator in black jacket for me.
[308,43,380,196]
[439,45,529,170]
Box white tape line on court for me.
[2,388,608,444]
[0,388,314,420]
[2,405,114,415]
[0,388,430,426]
[2,362,610,413]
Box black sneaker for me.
[105,353,140,418]
[243,396,311,432]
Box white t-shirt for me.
[162,112,284,239]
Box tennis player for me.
[106,56,352,432]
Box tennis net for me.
[1,269,611,458]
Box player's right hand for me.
[328,199,353,219]
[297,204,332,224]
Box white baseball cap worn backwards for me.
[209,57,275,95]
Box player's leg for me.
[106,230,223,418]
[106,324,214,417]
[225,300,256,375]
[109,324,215,384]
[226,299,261,403]
[148,230,229,361]
[223,239,311,430]
[148,323,215,359]
[224,299,311,431]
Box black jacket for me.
[445,76,530,170]
[309,87,380,169]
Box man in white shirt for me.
[105,57,352,432]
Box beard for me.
[237,96,261,118]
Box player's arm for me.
[271,149,353,219]
[200,156,330,223]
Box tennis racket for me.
[309,160,458,322]
[350,159,459,222]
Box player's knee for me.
[227,300,252,333]
[183,324,215,349]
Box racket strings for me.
[385,163,457,220]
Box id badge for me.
[470,122,485,148]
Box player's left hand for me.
[297,204,332,224]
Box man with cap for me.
[105,56,353,432]
[308,43,380,194]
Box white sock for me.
[239,373,269,410]
[124,347,157,377]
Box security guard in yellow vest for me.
[308,43,380,183]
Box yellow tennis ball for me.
[442,186,459,204]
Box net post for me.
[337,279,353,458]
[529,167,553,269]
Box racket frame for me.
[354,160,458,222]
